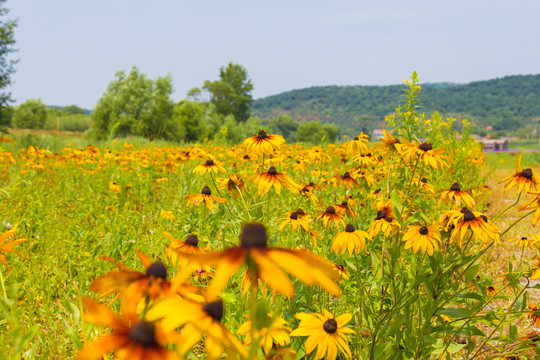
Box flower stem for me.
[493,191,522,223]
[0,266,7,299]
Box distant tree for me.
[0,1,17,111]
[173,100,206,142]
[12,99,48,129]
[297,121,339,144]
[203,62,253,122]
[61,105,86,115]
[267,113,298,142]
[0,104,12,127]
[91,66,174,139]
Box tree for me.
[0,1,17,111]
[91,66,174,139]
[12,98,48,129]
[173,100,205,142]
[267,113,298,143]
[203,63,253,122]
[297,121,339,144]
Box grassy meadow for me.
[1,119,540,360]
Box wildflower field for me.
[2,78,540,360]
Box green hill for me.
[252,74,540,134]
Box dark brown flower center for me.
[296,208,305,215]
[323,318,338,334]
[345,224,355,232]
[203,301,223,322]
[419,226,428,235]
[268,167,277,175]
[354,136,359,140]
[146,261,167,280]
[421,178,428,183]
[205,159,215,166]
[385,217,393,223]
[301,187,309,193]
[418,142,433,151]
[463,211,476,222]
[309,182,315,186]
[522,237,528,240]
[290,212,298,220]
[341,201,348,207]
[521,168,533,180]
[326,206,336,214]
[185,234,199,246]
[257,130,268,139]
[243,155,250,160]
[376,210,387,220]
[450,182,461,191]
[374,189,381,194]
[343,172,351,178]
[241,223,267,248]
[480,215,488,222]
[129,322,157,347]
[201,186,212,195]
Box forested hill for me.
[252,74,540,134]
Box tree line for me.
[5,64,339,145]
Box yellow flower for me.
[0,224,26,270]
[237,313,291,355]
[180,223,341,299]
[443,207,500,247]
[290,309,355,360]
[217,173,247,196]
[78,298,181,360]
[499,154,540,194]
[402,225,441,256]
[509,234,540,249]
[109,181,121,193]
[164,232,206,268]
[193,159,226,175]
[375,129,401,157]
[184,186,227,212]
[147,299,247,360]
[331,224,371,255]
[400,140,449,170]
[521,192,540,226]
[368,201,401,237]
[252,167,299,196]
[244,130,285,153]
[160,210,175,221]
[318,206,346,231]
[438,183,476,209]
[279,211,311,232]
[332,263,350,280]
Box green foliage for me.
[252,74,540,135]
[172,100,205,142]
[296,121,339,144]
[60,105,86,115]
[12,99,48,129]
[0,104,12,127]
[0,1,17,111]
[266,113,298,143]
[202,62,253,122]
[91,66,174,140]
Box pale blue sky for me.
[8,0,540,109]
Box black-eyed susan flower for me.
[332,263,350,280]
[416,177,435,194]
[180,223,341,299]
[400,140,449,169]
[0,224,26,270]
[375,129,401,157]
[253,167,300,196]
[279,211,311,232]
[193,159,226,175]
[184,185,227,212]
[109,181,121,193]
[90,251,199,313]
[331,224,371,255]
[164,232,206,268]
[334,201,357,218]
[444,207,500,247]
[147,299,247,360]
[438,183,476,209]
[290,309,355,360]
[528,304,540,327]
[509,235,540,249]
[344,133,369,153]
[318,206,346,231]
[500,154,540,194]
[334,172,358,188]
[368,201,401,237]
[217,173,246,196]
[78,298,182,360]
[520,192,540,226]
[159,210,175,221]
[402,225,441,256]
[294,208,311,219]
[244,130,285,153]
[237,313,291,355]
[298,186,319,204]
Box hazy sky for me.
[7,0,540,109]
